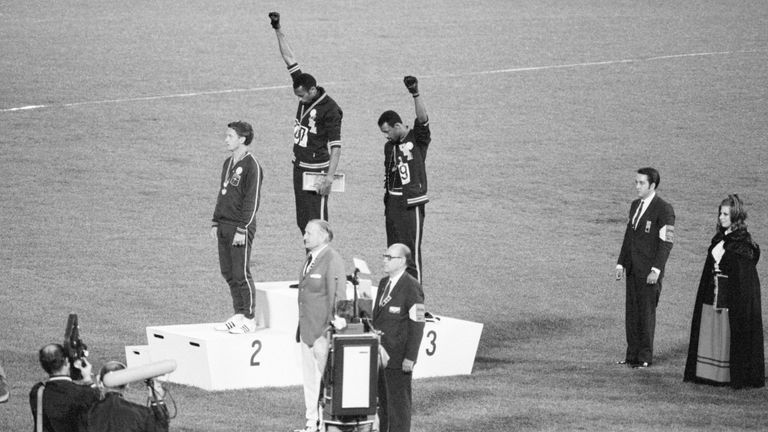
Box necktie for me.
[379,280,392,306]
[632,200,645,230]
[302,254,313,276]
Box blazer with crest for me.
[296,246,347,346]
[373,272,426,369]
[617,194,675,278]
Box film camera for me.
[63,313,89,381]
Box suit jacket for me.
[29,377,100,432]
[296,245,347,345]
[617,194,675,277]
[372,272,426,369]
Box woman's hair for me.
[718,194,748,232]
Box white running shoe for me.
[229,318,257,334]
[214,314,244,332]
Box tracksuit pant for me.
[217,223,256,319]
[385,194,424,283]
[294,166,328,234]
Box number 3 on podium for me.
[425,330,437,356]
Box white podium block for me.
[125,345,152,368]
[131,282,483,391]
[413,315,483,379]
[145,323,301,390]
[254,280,299,333]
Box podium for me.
[144,323,300,390]
[413,315,483,378]
[127,281,482,391]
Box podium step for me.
[145,323,301,390]
[129,281,483,391]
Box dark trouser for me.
[384,194,424,283]
[378,367,413,432]
[625,272,662,364]
[217,223,256,319]
[293,166,328,234]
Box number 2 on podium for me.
[250,340,262,366]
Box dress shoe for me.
[633,362,651,369]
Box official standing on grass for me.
[269,12,343,235]
[373,243,426,432]
[615,167,675,369]
[377,76,431,284]
[683,194,764,389]
[210,121,263,335]
[295,220,347,432]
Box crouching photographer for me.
[85,361,170,432]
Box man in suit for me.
[295,219,347,432]
[615,167,675,368]
[373,243,426,432]
[29,344,100,432]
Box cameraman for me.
[85,361,170,432]
[29,343,100,432]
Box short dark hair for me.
[39,344,67,375]
[228,121,254,146]
[293,73,317,91]
[719,194,748,232]
[637,167,660,189]
[377,110,402,128]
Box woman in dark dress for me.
[684,194,765,389]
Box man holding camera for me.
[85,361,169,432]
[29,344,100,432]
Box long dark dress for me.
[684,229,765,389]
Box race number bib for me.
[293,119,308,147]
[398,160,411,185]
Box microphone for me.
[102,359,177,387]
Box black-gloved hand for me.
[403,76,419,95]
[268,12,280,29]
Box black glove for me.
[403,76,419,96]
[268,12,280,29]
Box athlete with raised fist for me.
[377,76,431,284]
[268,12,343,236]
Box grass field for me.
[2,0,768,431]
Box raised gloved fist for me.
[268,12,280,29]
[403,75,419,95]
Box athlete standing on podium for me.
[210,121,264,335]
[269,12,343,235]
[378,76,431,284]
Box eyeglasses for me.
[382,254,404,261]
